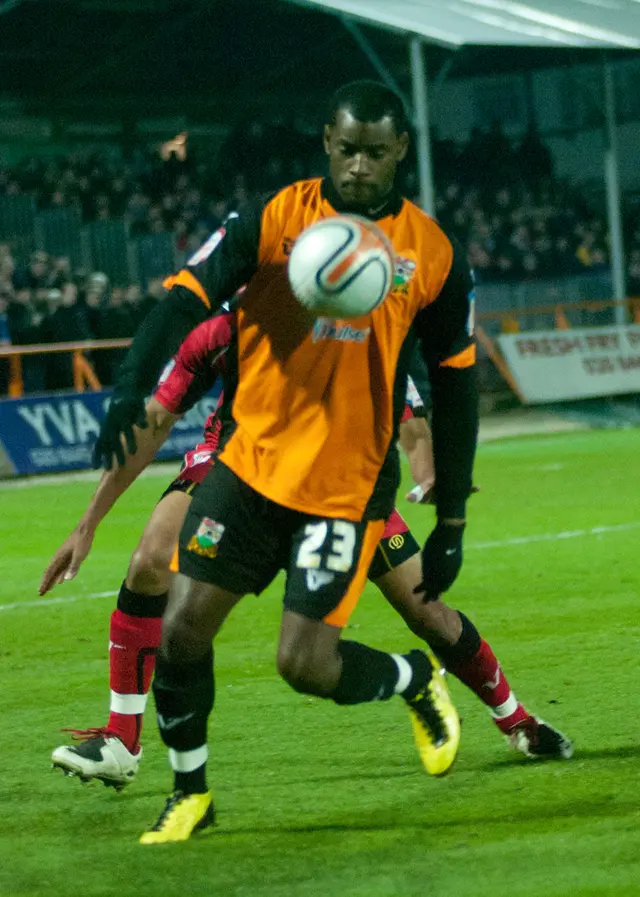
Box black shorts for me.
[368,508,420,580]
[178,460,385,627]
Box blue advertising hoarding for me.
[0,387,221,478]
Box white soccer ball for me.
[288,214,395,319]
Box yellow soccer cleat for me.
[404,650,461,776]
[139,791,215,844]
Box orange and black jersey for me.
[120,177,477,521]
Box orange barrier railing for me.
[0,339,132,398]
[476,296,640,330]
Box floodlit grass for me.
[1,428,639,897]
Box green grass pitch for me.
[1,428,639,897]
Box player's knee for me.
[277,644,330,696]
[276,645,307,690]
[162,613,208,666]
[128,538,172,594]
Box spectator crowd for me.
[1,117,640,395]
[0,245,165,393]
[1,119,629,281]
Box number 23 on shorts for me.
[296,520,356,572]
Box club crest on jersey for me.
[187,517,225,559]
[312,317,370,344]
[391,254,417,295]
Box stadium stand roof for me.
[284,0,640,49]
[0,0,637,117]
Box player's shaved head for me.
[327,80,409,137]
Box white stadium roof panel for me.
[285,0,640,48]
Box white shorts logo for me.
[306,570,336,591]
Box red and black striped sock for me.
[106,582,167,754]
[436,613,530,733]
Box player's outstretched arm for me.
[92,292,208,470]
[40,398,179,594]
[399,415,436,504]
[414,238,478,599]
[93,208,261,469]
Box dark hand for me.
[92,392,148,469]
[414,521,465,602]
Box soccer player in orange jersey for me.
[44,322,570,792]
[89,81,507,842]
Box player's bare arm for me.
[400,415,480,506]
[399,415,435,503]
[40,398,180,595]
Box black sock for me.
[401,650,433,702]
[153,647,214,794]
[433,612,481,669]
[175,766,208,796]
[331,641,401,705]
[117,581,168,617]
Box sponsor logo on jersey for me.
[187,517,225,559]
[312,317,370,344]
[388,534,405,550]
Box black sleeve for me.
[407,345,432,413]
[414,236,478,521]
[113,205,261,398]
[116,292,209,397]
[184,205,262,302]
